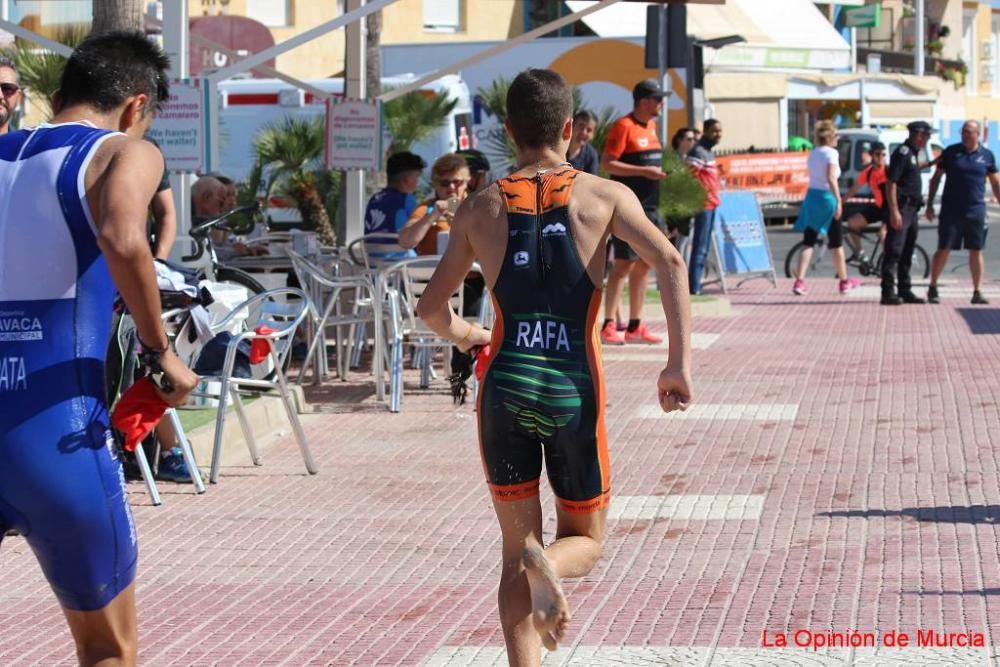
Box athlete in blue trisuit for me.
[0,33,198,665]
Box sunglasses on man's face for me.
[436,178,466,187]
[0,83,20,97]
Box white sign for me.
[147,79,205,173]
[325,99,382,170]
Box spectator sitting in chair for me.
[194,175,265,260]
[400,153,470,255]
[365,151,425,235]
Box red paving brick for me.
[3,277,1000,665]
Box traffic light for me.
[644,4,689,70]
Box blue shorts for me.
[939,210,988,251]
[0,397,138,611]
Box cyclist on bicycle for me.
[842,141,889,264]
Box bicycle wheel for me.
[871,244,931,280]
[784,240,830,278]
[213,266,266,295]
[912,243,931,279]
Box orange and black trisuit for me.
[477,165,610,514]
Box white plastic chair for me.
[190,287,317,483]
[346,233,412,271]
[379,257,492,412]
[288,250,385,389]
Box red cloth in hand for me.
[111,377,169,452]
[474,344,492,382]
[250,325,276,364]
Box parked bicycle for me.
[784,221,930,280]
[182,202,268,295]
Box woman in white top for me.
[791,120,860,295]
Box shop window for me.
[247,0,290,27]
[424,0,462,33]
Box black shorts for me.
[803,220,843,249]
[859,204,886,225]
[612,210,664,261]
[939,210,988,251]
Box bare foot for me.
[522,534,570,651]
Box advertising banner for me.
[716,152,810,204]
[709,191,777,291]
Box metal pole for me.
[146,13,333,101]
[162,0,193,262]
[344,0,366,246]
[915,0,924,76]
[380,0,622,102]
[850,27,857,74]
[658,5,667,148]
[0,18,73,56]
[210,0,398,82]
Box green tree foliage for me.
[382,88,457,155]
[253,116,338,245]
[660,149,707,220]
[5,26,88,119]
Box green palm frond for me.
[253,115,325,186]
[478,76,510,122]
[382,88,458,154]
[7,25,88,118]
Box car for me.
[836,127,945,202]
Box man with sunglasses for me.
[0,56,21,134]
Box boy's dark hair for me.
[506,69,572,149]
[573,109,596,126]
[59,31,170,114]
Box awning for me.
[565,0,851,70]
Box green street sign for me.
[845,3,881,29]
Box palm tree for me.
[660,148,707,220]
[382,89,457,156]
[92,0,142,34]
[254,117,338,246]
[6,25,88,118]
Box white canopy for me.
[565,0,851,70]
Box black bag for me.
[193,332,253,378]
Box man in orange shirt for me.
[599,80,668,345]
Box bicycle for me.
[784,220,930,280]
[182,202,269,295]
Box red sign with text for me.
[716,152,810,203]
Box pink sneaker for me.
[792,279,809,296]
[624,323,663,345]
[600,321,626,345]
[839,278,861,294]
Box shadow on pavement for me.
[957,308,1000,335]
[818,505,1000,523]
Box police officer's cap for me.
[386,151,426,176]
[906,120,934,135]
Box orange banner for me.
[716,152,810,202]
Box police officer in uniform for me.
[882,121,933,305]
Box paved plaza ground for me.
[4,275,1000,666]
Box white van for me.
[216,73,474,185]
[836,128,945,199]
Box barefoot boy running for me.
[417,69,694,665]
